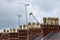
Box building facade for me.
[0,17,60,40]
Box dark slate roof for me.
[30,34,41,40]
[44,32,60,40]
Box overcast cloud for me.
[0,0,60,31]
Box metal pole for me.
[25,4,29,40]
[18,16,20,26]
[17,14,22,27]
[32,14,39,22]
[29,13,39,23]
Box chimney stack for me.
[3,29,6,34]
[51,18,55,25]
[43,17,46,24]
[13,29,16,33]
[10,28,13,33]
[55,18,59,25]
[36,22,40,28]
[28,22,31,29]
[19,25,22,30]
[23,25,26,30]
[43,17,48,24]
[7,30,9,33]
[32,22,36,28]
[48,17,52,25]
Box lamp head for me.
[16,14,22,17]
[20,3,29,6]
[29,13,32,16]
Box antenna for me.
[16,14,22,27]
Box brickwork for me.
[29,28,41,39]
[18,29,27,40]
[8,33,18,40]
[40,24,60,37]
[0,17,59,40]
[0,33,2,40]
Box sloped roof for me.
[44,32,60,40]
[30,34,41,40]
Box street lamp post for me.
[19,3,29,40]
[17,14,22,27]
[29,13,39,23]
[29,13,41,28]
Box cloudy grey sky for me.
[0,0,60,30]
